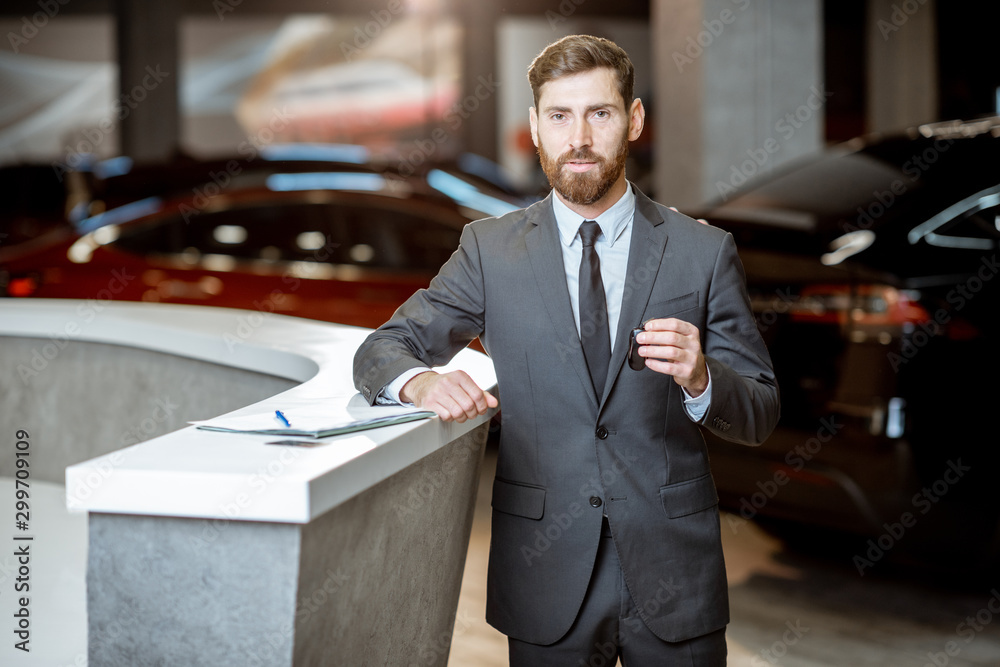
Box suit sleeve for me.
[698,232,780,445]
[353,223,487,405]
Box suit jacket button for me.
[596,426,609,440]
[589,496,603,508]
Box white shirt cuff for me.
[376,367,433,405]
[681,366,712,422]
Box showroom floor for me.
[449,447,1000,667]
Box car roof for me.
[699,116,1000,240]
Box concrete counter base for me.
[2,300,498,665]
[88,424,488,667]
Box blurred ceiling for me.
[0,0,651,18]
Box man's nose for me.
[569,119,592,148]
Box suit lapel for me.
[600,186,668,407]
[525,194,600,408]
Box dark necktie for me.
[579,221,611,396]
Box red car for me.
[1,147,526,331]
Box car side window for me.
[194,202,334,262]
[109,202,331,263]
[109,199,462,272]
[335,203,461,272]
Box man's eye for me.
[595,110,609,118]
[552,114,565,121]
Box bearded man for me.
[354,34,779,666]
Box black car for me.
[693,116,1000,572]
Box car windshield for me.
[706,149,915,235]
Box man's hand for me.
[400,370,498,423]
[637,318,709,396]
[668,206,709,225]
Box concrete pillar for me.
[651,0,824,209]
[115,0,180,162]
[866,0,938,134]
[452,1,500,162]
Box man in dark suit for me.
[354,34,779,666]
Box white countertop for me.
[1,299,497,523]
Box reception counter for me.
[0,299,497,666]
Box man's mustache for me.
[558,148,605,167]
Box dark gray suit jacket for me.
[353,185,779,645]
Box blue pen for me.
[275,410,291,428]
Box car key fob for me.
[627,327,645,371]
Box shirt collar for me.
[552,184,635,248]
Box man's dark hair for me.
[527,34,635,109]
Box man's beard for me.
[538,131,630,207]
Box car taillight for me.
[6,276,38,297]
[790,284,930,327]
[764,284,980,343]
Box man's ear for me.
[529,107,539,147]
[627,98,646,142]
